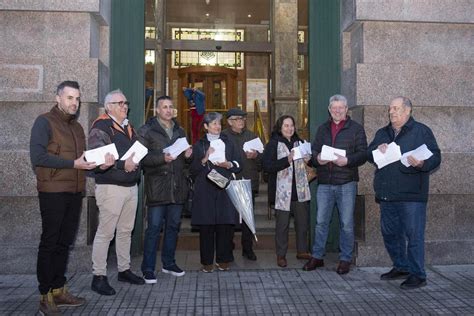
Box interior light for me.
[247,14,252,18]
[205,13,210,17]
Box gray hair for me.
[203,112,222,125]
[329,94,348,108]
[393,96,412,109]
[104,89,125,112]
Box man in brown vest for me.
[30,81,98,315]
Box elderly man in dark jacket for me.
[367,96,441,290]
[139,96,192,284]
[303,94,367,275]
[222,108,261,261]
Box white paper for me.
[163,137,190,158]
[298,140,312,156]
[292,146,303,160]
[243,137,264,153]
[85,143,119,165]
[321,145,346,161]
[372,142,402,169]
[209,139,226,163]
[400,144,433,167]
[120,140,148,164]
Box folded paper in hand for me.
[243,138,264,153]
[120,140,148,164]
[85,143,119,165]
[292,140,311,160]
[372,142,401,169]
[163,137,190,158]
[400,144,433,167]
[209,139,226,163]
[321,145,346,161]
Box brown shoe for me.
[39,292,61,316]
[302,257,324,271]
[336,260,351,275]
[52,286,86,307]
[215,262,230,271]
[277,256,287,268]
[296,252,312,260]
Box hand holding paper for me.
[208,139,226,163]
[163,137,190,159]
[121,140,148,163]
[400,144,433,167]
[85,143,119,165]
[321,145,346,161]
[243,138,264,153]
[372,142,401,169]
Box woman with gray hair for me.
[190,112,242,272]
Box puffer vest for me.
[35,106,86,193]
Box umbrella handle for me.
[253,234,258,243]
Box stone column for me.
[342,0,474,266]
[272,0,299,125]
[0,1,110,273]
[154,0,166,100]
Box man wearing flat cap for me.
[222,108,262,261]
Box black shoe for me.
[118,269,145,285]
[162,265,185,277]
[380,268,410,280]
[91,275,116,296]
[143,271,157,284]
[400,275,427,290]
[242,250,257,261]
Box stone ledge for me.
[356,63,474,107]
[0,0,110,25]
[343,0,474,30]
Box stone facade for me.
[0,1,472,274]
[0,1,110,273]
[342,0,474,266]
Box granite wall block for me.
[355,0,474,24]
[0,58,100,102]
[356,63,474,107]
[362,22,474,65]
[0,12,94,59]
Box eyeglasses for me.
[109,101,130,107]
[228,117,246,121]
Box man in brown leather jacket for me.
[30,81,96,315]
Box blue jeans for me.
[380,201,427,279]
[141,204,183,272]
[311,181,357,262]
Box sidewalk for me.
[1,251,473,315]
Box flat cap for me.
[226,108,247,118]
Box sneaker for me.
[118,269,145,285]
[143,271,157,284]
[39,292,61,316]
[215,262,230,271]
[201,264,214,273]
[162,265,185,277]
[400,275,427,290]
[91,275,116,296]
[52,286,86,307]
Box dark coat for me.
[138,117,190,206]
[190,134,242,225]
[311,116,368,185]
[262,133,300,205]
[88,114,140,187]
[221,128,262,192]
[367,117,441,203]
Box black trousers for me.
[199,224,234,265]
[37,192,82,294]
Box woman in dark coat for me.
[190,112,242,272]
[263,115,311,268]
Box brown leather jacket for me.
[32,106,86,193]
